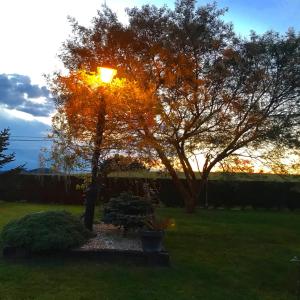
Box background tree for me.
[51,1,300,213]
[114,2,299,211]
[99,154,148,173]
[0,128,15,170]
[39,111,91,175]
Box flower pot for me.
[140,230,164,252]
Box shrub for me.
[0,211,92,252]
[102,192,154,231]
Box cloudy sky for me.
[0,0,299,170]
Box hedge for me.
[0,173,83,204]
[0,173,299,210]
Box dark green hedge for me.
[0,173,299,210]
[0,173,83,204]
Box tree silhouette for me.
[0,128,15,170]
[50,1,300,213]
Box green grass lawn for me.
[1,202,300,300]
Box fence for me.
[0,173,299,210]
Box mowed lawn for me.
[0,202,300,300]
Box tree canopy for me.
[50,0,300,212]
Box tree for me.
[115,2,299,211]
[0,128,15,169]
[38,111,90,175]
[51,1,300,213]
[99,154,148,173]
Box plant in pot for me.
[140,217,175,253]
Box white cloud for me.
[0,0,135,86]
[26,96,48,105]
[0,0,175,86]
[1,106,53,126]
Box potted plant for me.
[140,217,175,253]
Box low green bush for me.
[102,192,154,232]
[0,211,92,252]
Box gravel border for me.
[79,223,142,251]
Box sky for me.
[0,0,299,170]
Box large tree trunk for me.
[199,173,209,208]
[176,146,199,211]
[142,128,198,212]
[84,96,106,230]
[153,144,197,212]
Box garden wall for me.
[0,173,299,210]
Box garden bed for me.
[75,223,169,266]
[2,223,170,266]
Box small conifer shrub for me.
[102,192,154,232]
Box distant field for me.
[108,170,300,182]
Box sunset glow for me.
[0,0,298,172]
